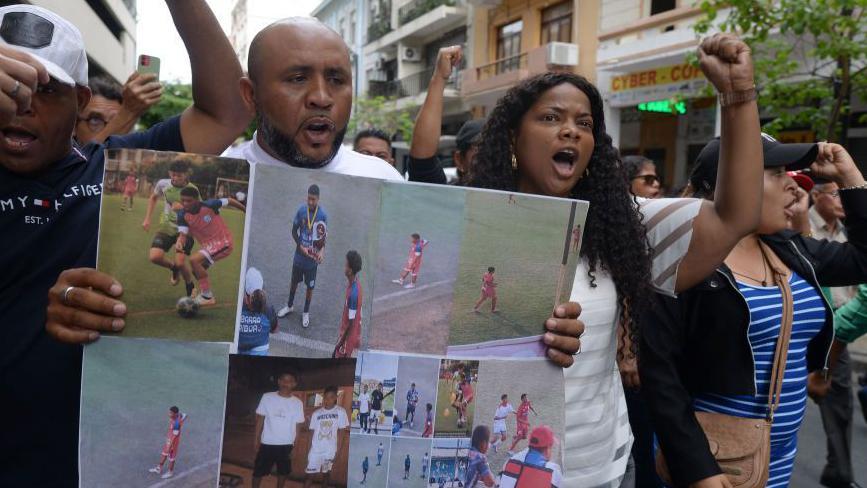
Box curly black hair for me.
[466,72,652,352]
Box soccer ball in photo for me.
[176,296,199,318]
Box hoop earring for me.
[511,153,518,170]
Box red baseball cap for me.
[787,171,814,192]
[529,425,557,449]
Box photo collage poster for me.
[82,149,586,487]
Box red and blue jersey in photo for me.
[293,203,328,269]
[177,199,234,251]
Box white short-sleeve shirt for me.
[256,391,305,446]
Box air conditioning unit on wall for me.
[401,46,421,62]
[546,42,579,67]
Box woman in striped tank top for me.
[467,34,767,487]
[641,140,867,487]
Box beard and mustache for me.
[257,111,347,169]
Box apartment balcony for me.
[368,66,462,109]
[364,2,467,54]
[461,42,579,107]
[597,6,705,70]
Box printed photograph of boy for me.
[98,148,249,341]
[220,356,355,488]
[79,337,229,487]
[347,433,391,486]
[434,360,479,438]
[352,352,398,435]
[244,164,381,358]
[472,360,565,474]
[387,437,433,487]
[447,192,585,358]
[393,356,440,438]
[369,184,464,355]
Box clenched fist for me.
[698,33,754,94]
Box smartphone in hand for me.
[137,54,161,79]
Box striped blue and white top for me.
[693,272,826,488]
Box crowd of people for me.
[1,1,866,487]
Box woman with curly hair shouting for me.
[466,34,763,487]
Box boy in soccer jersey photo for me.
[422,403,434,438]
[403,454,411,479]
[405,382,420,428]
[422,452,429,479]
[490,394,516,453]
[121,170,138,212]
[142,161,198,297]
[499,425,562,488]
[333,250,362,358]
[176,187,246,306]
[392,233,429,289]
[508,393,538,454]
[304,386,349,488]
[148,406,187,479]
[279,184,328,329]
[361,456,369,484]
[238,267,279,356]
[473,267,498,313]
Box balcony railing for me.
[367,16,392,43]
[368,67,461,99]
[474,52,528,82]
[398,0,456,26]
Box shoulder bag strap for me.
[758,240,793,421]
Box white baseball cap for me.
[245,267,264,295]
[0,5,88,86]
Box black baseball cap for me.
[456,119,485,152]
[689,133,818,193]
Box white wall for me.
[33,0,136,83]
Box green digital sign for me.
[638,100,687,115]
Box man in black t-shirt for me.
[369,382,395,435]
[0,3,250,486]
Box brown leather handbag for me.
[655,240,793,488]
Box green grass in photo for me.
[97,193,244,342]
[449,192,575,346]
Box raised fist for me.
[435,46,463,81]
[698,33,754,94]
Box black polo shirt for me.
[0,116,184,487]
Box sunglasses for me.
[632,174,660,185]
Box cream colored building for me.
[230,0,307,69]
[461,0,598,118]
[27,0,137,83]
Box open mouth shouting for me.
[551,148,580,179]
[783,196,798,219]
[301,117,336,148]
[1,125,38,154]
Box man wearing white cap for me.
[0,2,250,486]
[239,267,279,355]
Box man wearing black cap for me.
[407,46,476,185]
[0,2,250,485]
